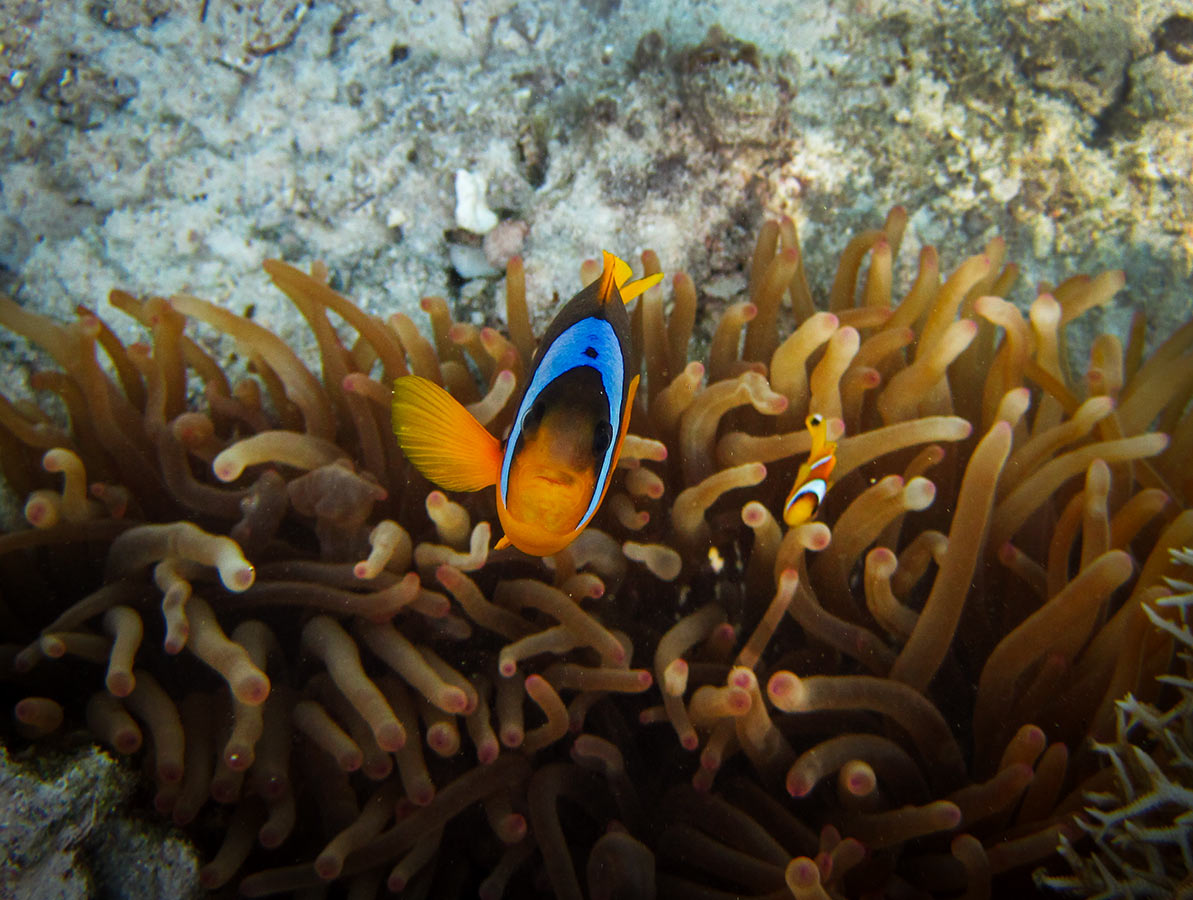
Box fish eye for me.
[583,346,598,359]
[592,421,613,456]
[809,413,823,426]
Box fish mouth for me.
[534,469,577,488]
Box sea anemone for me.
[1,208,1190,898]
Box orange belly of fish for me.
[505,406,600,535]
[507,465,595,534]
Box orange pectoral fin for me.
[392,375,502,492]
[615,375,640,462]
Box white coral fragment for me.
[453,169,498,234]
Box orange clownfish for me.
[392,252,663,557]
[782,414,838,526]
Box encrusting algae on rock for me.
[1,207,1191,898]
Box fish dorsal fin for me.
[597,250,664,305]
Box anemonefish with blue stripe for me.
[391,252,663,557]
[782,413,838,526]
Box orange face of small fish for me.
[391,252,662,557]
[782,413,837,527]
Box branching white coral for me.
[1037,547,1193,899]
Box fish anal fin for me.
[392,375,501,492]
[617,272,663,304]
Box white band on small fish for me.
[785,478,827,515]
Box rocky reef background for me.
[2,0,1191,350]
[2,1,1192,898]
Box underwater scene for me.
[2,1,1192,898]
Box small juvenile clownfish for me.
[782,413,838,526]
[392,252,663,557]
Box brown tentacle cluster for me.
[1,211,1190,899]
